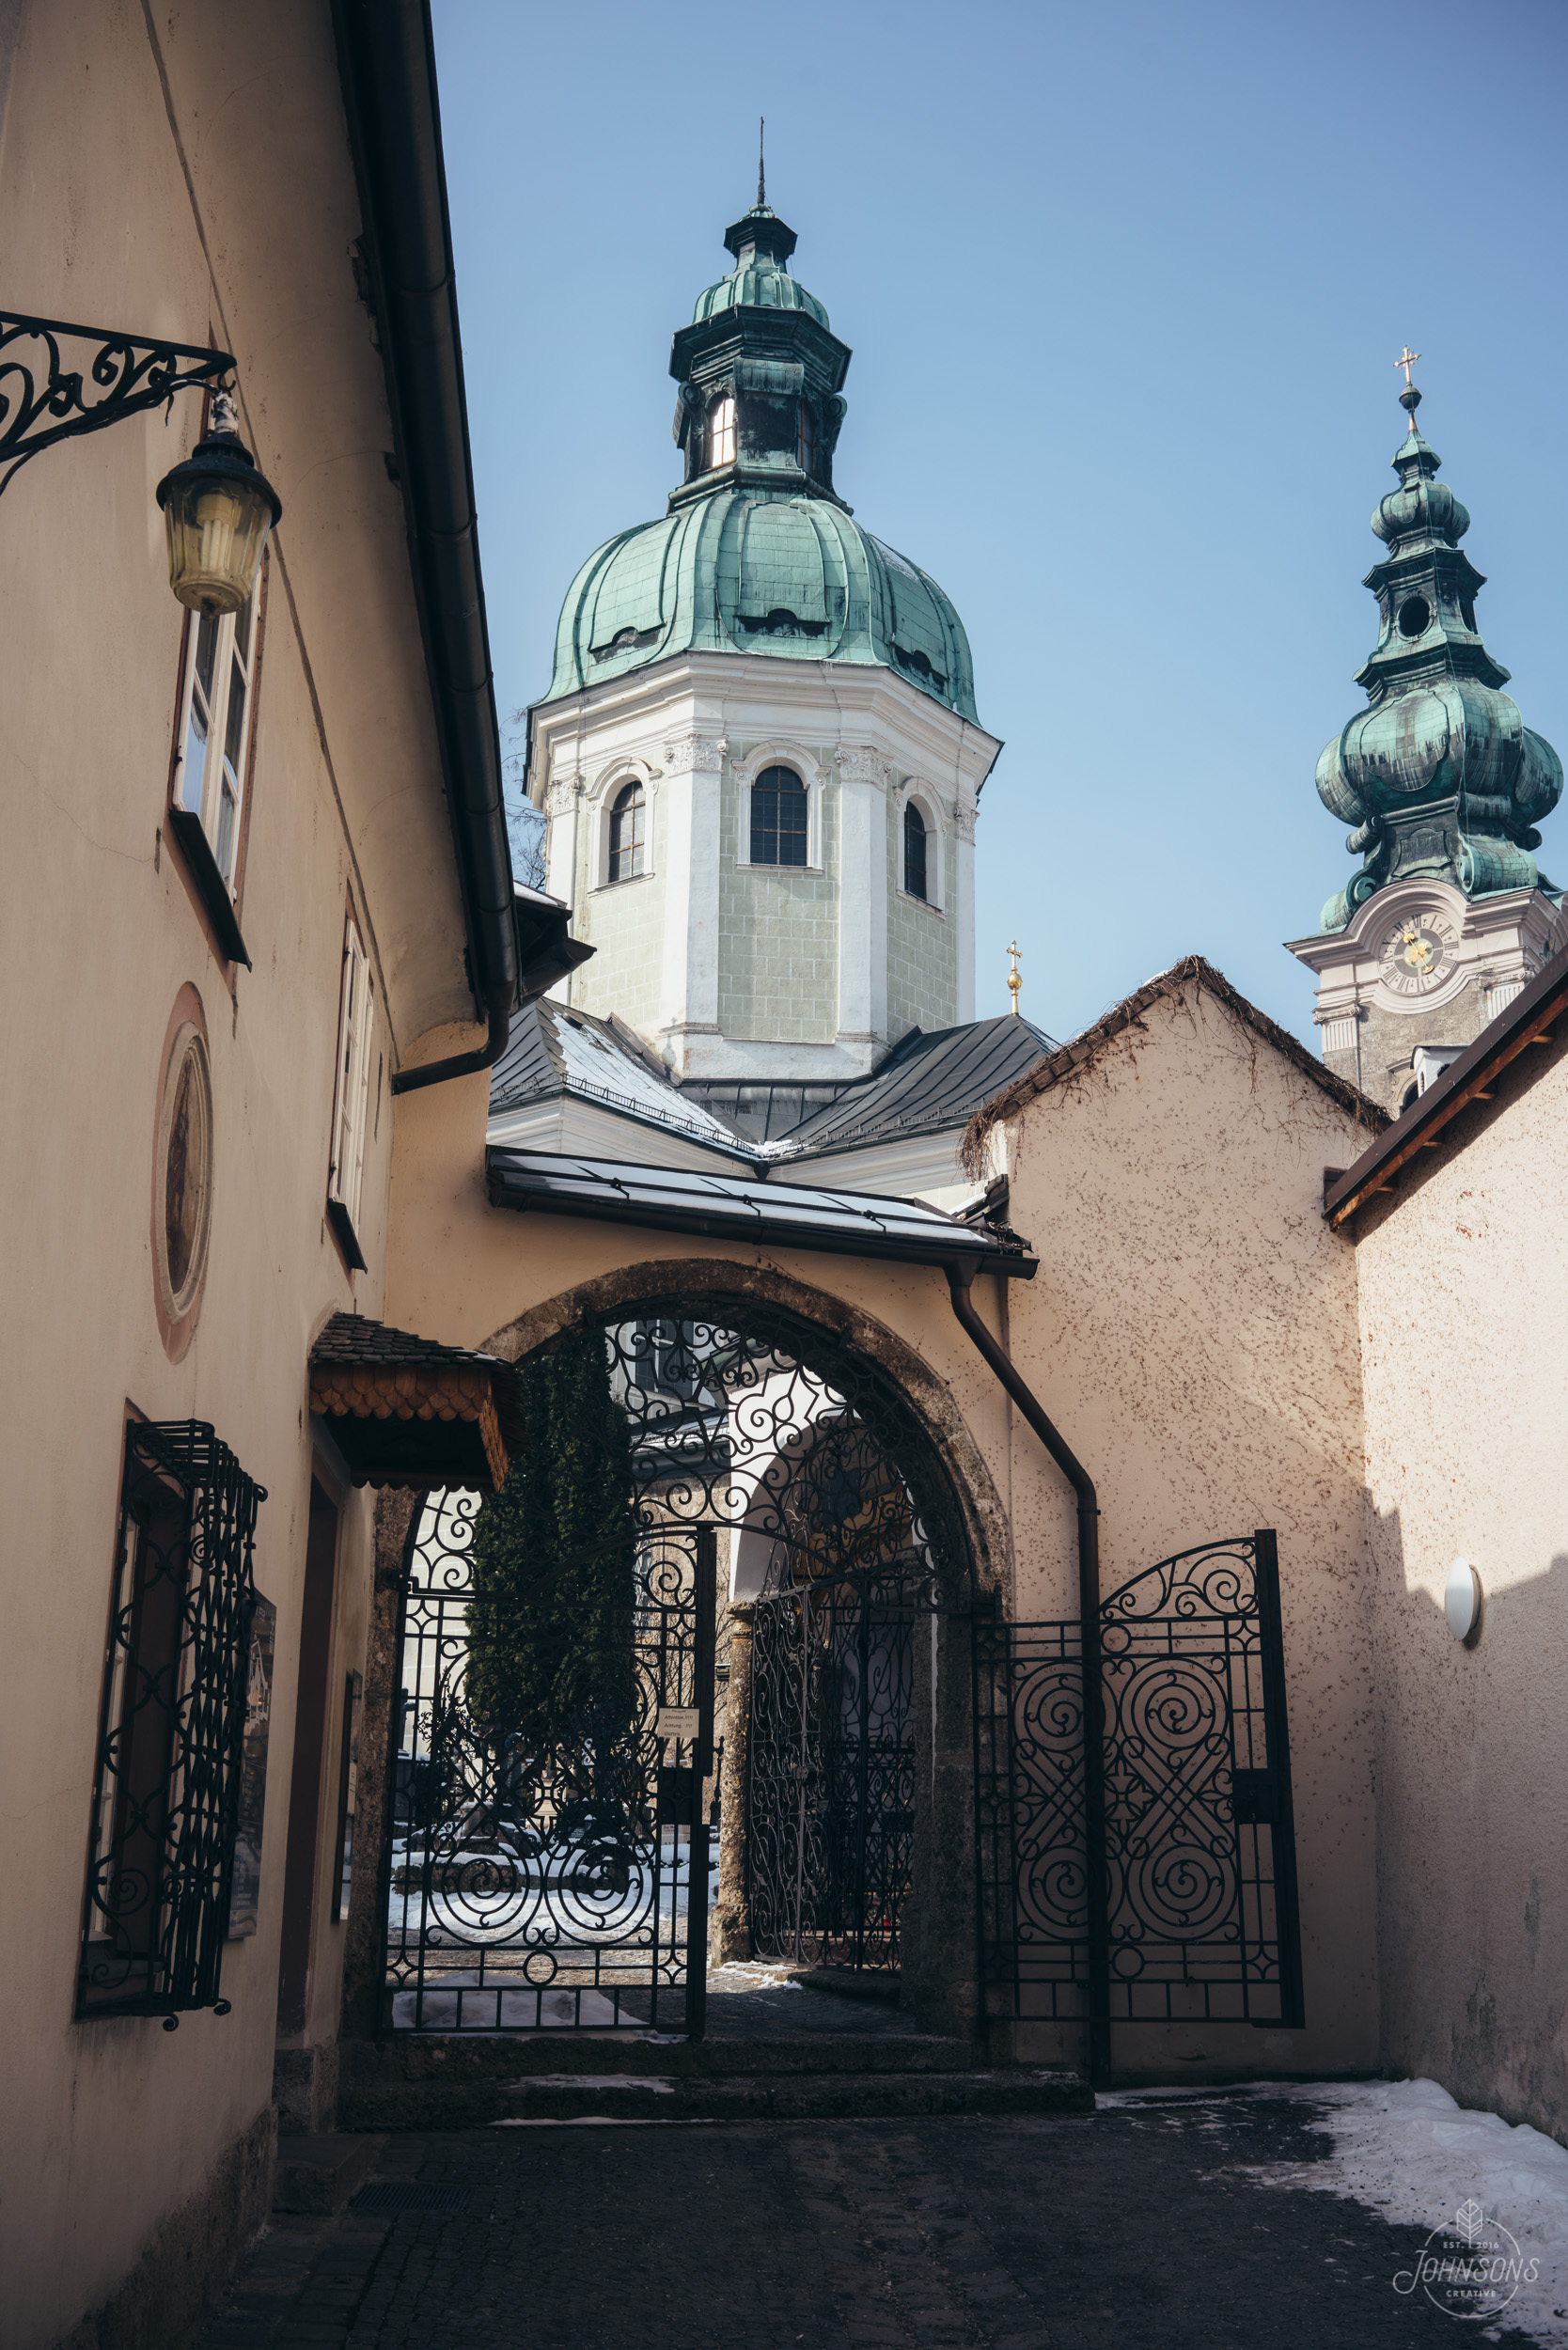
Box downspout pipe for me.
[333,0,519,1093]
[945,1261,1112,2090]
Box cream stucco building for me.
[9,9,1568,2345]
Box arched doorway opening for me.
[379,1292,981,2041]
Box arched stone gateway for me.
[355,1274,998,2044]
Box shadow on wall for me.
[1372,1513,1568,2142]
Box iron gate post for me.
[1252,1529,1304,2030]
[684,1528,717,2038]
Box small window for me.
[326,911,374,1270]
[707,395,736,470]
[80,1419,263,2019]
[750,766,808,867]
[797,400,816,478]
[174,582,259,892]
[608,782,647,883]
[903,801,929,901]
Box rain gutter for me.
[944,1260,1111,2087]
[332,0,518,1093]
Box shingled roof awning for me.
[308,1314,522,1492]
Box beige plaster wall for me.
[1355,1044,1568,2139]
[0,4,471,2338]
[995,979,1379,2080]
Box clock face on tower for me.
[1378,911,1459,998]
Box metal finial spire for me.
[758,116,765,208]
[1394,344,1423,431]
[1394,345,1421,391]
[1007,940,1022,1016]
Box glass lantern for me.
[155,390,282,617]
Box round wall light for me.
[1444,1556,1482,1644]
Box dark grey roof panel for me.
[776,1016,1059,1157]
[485,1149,1037,1274]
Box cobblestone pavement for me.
[194,2097,1549,2350]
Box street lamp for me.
[155,389,281,614]
[0,312,281,605]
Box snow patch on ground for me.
[1224,2078,1568,2347]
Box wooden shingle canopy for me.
[308,1313,523,1492]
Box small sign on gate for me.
[656,1705,700,1740]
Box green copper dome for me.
[534,201,980,725]
[691,206,831,327]
[542,488,979,719]
[1314,377,1561,932]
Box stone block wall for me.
[886,805,958,1042]
[717,760,840,1043]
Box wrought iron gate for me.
[975,1530,1303,2051]
[747,1562,917,1968]
[385,1493,714,2032]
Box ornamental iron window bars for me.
[0,312,233,497]
[974,1530,1304,2040]
[79,1420,265,2026]
[384,1300,973,2034]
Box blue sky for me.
[432,0,1568,1049]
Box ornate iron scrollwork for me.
[384,1299,972,2033]
[976,1531,1304,2034]
[0,311,234,495]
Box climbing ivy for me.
[465,1330,637,1754]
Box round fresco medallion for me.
[156,1022,213,1324]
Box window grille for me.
[750,766,808,868]
[327,910,375,1268]
[79,1421,266,2025]
[608,782,646,883]
[903,801,929,901]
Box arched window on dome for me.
[706,395,735,471]
[902,800,929,902]
[607,781,646,883]
[750,767,808,869]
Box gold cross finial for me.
[1007,939,1022,1015]
[1395,345,1421,391]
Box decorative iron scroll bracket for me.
[0,310,234,495]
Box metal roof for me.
[490,999,753,1155]
[485,1149,1037,1274]
[776,1016,1059,1160]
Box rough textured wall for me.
[1356,1044,1568,2139]
[717,758,839,1042]
[999,979,1377,2079]
[570,808,666,1039]
[886,798,958,1041]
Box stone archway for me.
[342,1258,1009,2046]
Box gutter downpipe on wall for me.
[945,1261,1111,2090]
[332,0,519,1097]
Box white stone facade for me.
[1287,878,1567,1111]
[529,652,999,1079]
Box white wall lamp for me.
[1444,1556,1483,1646]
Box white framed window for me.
[326,909,374,1270]
[608,781,646,882]
[172,582,260,895]
[707,394,735,470]
[734,747,825,872]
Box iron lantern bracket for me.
[0,310,235,495]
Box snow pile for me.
[1264,2078,1568,2346]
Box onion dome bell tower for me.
[1289,358,1565,1112]
[526,189,1000,1101]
